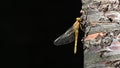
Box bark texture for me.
[81,0,120,68]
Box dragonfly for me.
[54,17,83,54]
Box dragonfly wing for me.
[54,26,75,46]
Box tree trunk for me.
[81,0,120,68]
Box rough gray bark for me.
[81,0,120,68]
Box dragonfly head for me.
[76,17,81,22]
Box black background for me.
[1,0,83,68]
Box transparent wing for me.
[54,26,75,46]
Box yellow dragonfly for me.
[54,17,83,54]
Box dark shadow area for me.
[1,0,83,68]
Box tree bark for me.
[81,0,120,68]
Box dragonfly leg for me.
[79,23,83,31]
